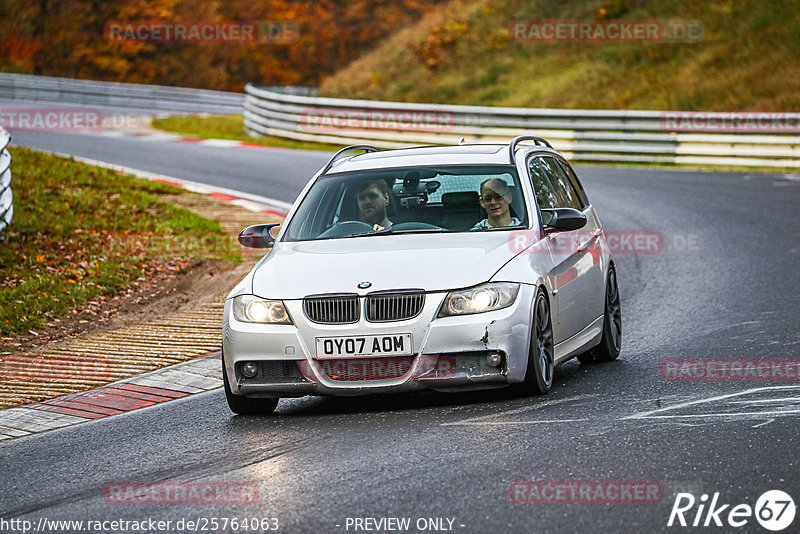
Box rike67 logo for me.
[668,490,795,531]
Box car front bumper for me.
[222,285,535,398]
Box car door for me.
[527,155,604,342]
[553,156,606,330]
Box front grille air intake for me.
[366,292,425,322]
[303,294,359,324]
[260,361,301,379]
[319,356,414,381]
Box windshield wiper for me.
[342,230,376,238]
[359,227,444,237]
[470,224,527,232]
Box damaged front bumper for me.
[222,285,535,398]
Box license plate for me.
[316,334,412,358]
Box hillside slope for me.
[319,0,800,110]
[0,0,447,91]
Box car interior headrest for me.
[442,191,480,207]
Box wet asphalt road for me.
[1,125,799,534]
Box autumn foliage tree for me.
[0,0,445,90]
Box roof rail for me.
[508,135,553,162]
[320,145,380,175]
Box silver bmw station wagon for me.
[222,136,621,414]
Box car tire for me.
[222,357,279,415]
[578,265,622,364]
[519,287,554,395]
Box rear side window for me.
[527,157,560,210]
[556,158,589,209]
[537,156,584,211]
[528,156,584,210]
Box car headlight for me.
[437,283,520,317]
[232,295,293,324]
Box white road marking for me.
[627,409,800,419]
[441,394,597,426]
[752,419,775,428]
[231,198,277,212]
[624,385,800,421]
[135,133,181,142]
[198,139,241,148]
[729,397,800,404]
[445,418,590,426]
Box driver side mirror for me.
[238,223,280,248]
[541,208,586,232]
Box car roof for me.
[326,143,561,174]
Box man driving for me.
[472,178,521,229]
[357,179,393,230]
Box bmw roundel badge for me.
[358,281,372,289]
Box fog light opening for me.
[486,351,502,367]
[240,361,259,378]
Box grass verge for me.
[151,114,342,152]
[320,0,800,111]
[0,148,239,336]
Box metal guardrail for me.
[0,73,243,114]
[0,126,12,235]
[244,84,800,168]
[0,73,250,235]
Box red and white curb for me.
[0,152,292,442]
[98,129,286,151]
[0,352,223,441]
[35,150,293,218]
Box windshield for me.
[283,165,527,241]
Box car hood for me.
[249,233,521,299]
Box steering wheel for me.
[318,220,375,238]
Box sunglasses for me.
[480,193,507,203]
